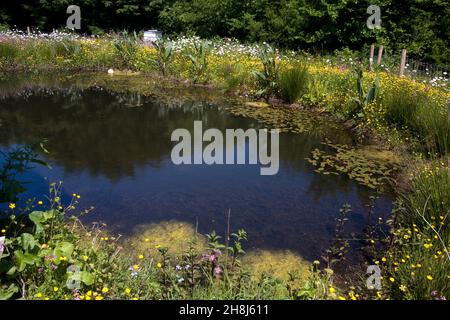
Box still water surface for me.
[0,76,393,261]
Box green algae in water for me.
[242,250,311,282]
[127,221,207,257]
[307,141,401,190]
[228,103,342,138]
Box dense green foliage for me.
[0,0,449,66]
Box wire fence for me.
[403,57,449,80]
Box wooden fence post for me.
[369,44,375,71]
[399,49,407,77]
[377,45,384,66]
[27,26,31,35]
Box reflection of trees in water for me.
[0,85,392,208]
[0,88,251,180]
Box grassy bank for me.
[0,31,449,300]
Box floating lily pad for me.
[307,141,401,190]
[228,104,343,138]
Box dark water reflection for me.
[0,77,393,261]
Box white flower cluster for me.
[167,36,267,57]
[427,74,449,89]
[0,29,96,42]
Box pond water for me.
[0,75,393,261]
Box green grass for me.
[383,87,450,156]
[278,62,309,103]
[381,162,450,299]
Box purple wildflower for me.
[213,266,222,276]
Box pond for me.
[0,74,393,262]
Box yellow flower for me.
[95,295,104,300]
[329,287,335,294]
[133,264,140,270]
[138,254,144,260]
[1,229,5,233]
[381,257,387,262]
[156,262,162,268]
[8,203,15,209]
[38,201,43,205]
[124,288,131,295]
[389,277,395,283]
[53,287,59,292]
[86,290,92,296]
[144,238,150,242]
[85,295,91,300]
[101,287,109,293]
[155,244,161,249]
[399,285,407,292]
[36,293,43,298]
[83,255,89,262]
[426,275,433,281]
[338,296,346,300]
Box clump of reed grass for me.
[383,87,450,156]
[278,62,309,103]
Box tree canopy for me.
[1,0,449,65]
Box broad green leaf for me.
[20,233,37,251]
[0,284,18,300]
[53,242,74,260]
[29,211,45,234]
[14,250,39,272]
[80,271,95,285]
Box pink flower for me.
[213,266,222,276]
[0,236,5,256]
